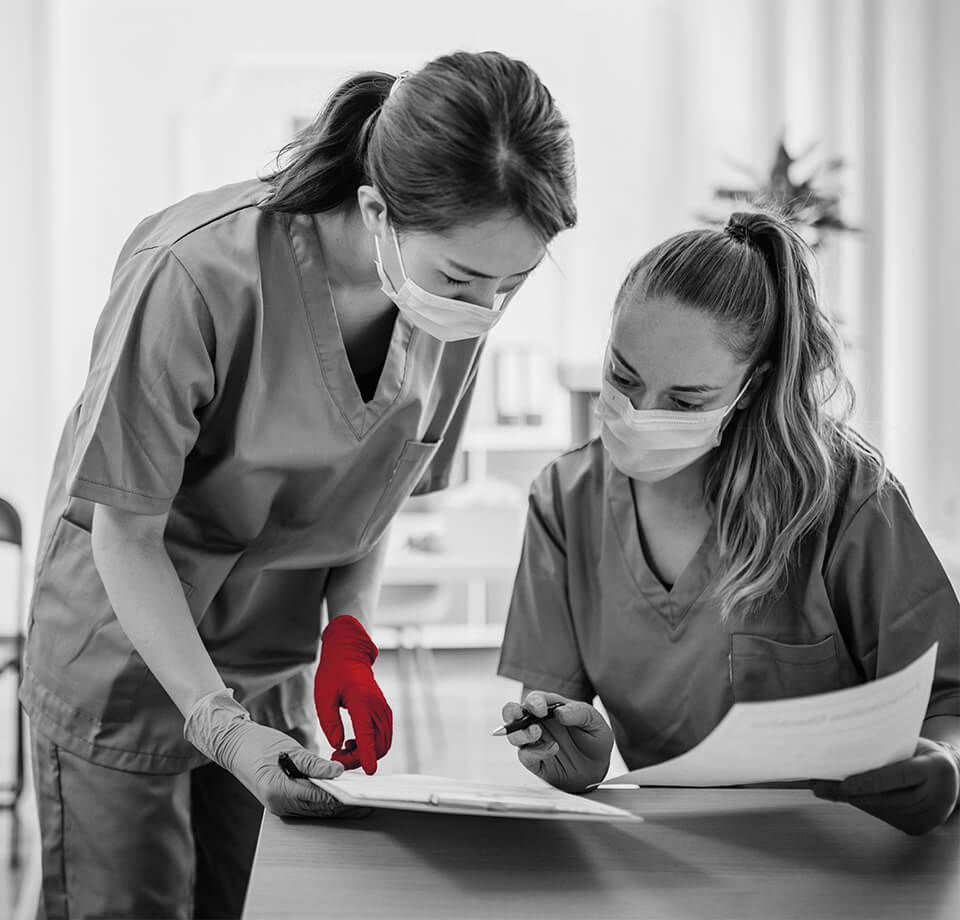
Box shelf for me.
[371,622,506,650]
[461,424,569,453]
[382,551,518,585]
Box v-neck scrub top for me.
[498,439,960,771]
[21,179,482,773]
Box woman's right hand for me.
[184,688,362,818]
[502,690,614,793]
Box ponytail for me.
[260,72,394,214]
[615,208,887,620]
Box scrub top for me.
[498,438,960,771]
[22,179,483,773]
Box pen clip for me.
[278,752,307,780]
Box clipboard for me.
[310,773,641,822]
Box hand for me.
[315,615,393,774]
[811,738,960,835]
[502,691,614,793]
[184,688,361,818]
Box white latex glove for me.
[502,690,614,793]
[184,688,357,817]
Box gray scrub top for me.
[498,439,960,771]
[22,179,482,772]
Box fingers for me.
[553,700,605,734]
[520,690,568,718]
[315,702,345,751]
[276,780,351,819]
[354,719,379,775]
[517,736,561,773]
[285,747,344,780]
[829,760,926,799]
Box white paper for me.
[604,642,939,787]
[311,772,641,822]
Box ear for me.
[736,360,771,409]
[357,185,388,236]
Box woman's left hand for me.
[810,738,960,835]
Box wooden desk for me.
[244,788,959,919]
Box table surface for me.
[244,787,959,920]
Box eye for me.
[442,273,471,288]
[671,397,704,411]
[610,369,634,388]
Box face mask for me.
[374,227,508,342]
[596,374,753,482]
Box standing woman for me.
[21,51,576,919]
[498,210,960,836]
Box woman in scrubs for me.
[22,51,576,918]
[499,210,960,836]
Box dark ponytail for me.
[613,207,886,620]
[261,51,577,243]
[260,72,393,215]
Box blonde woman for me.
[498,210,960,836]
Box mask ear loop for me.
[389,225,409,282]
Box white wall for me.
[1,0,958,575]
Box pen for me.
[278,751,307,780]
[491,701,566,736]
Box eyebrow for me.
[445,255,544,280]
[610,346,723,394]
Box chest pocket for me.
[359,438,441,545]
[729,633,840,703]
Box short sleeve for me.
[825,479,960,719]
[497,469,595,701]
[68,246,216,515]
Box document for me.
[311,772,641,822]
[603,642,938,788]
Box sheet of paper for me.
[311,772,641,822]
[604,642,938,787]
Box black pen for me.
[491,701,565,736]
[278,751,307,779]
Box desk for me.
[244,788,958,919]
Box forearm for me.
[91,504,225,717]
[324,525,391,630]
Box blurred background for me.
[1,0,958,912]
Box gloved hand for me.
[502,691,614,793]
[314,614,392,774]
[810,738,960,835]
[184,688,357,818]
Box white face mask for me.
[596,374,753,482]
[374,226,508,342]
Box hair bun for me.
[725,221,750,243]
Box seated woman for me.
[497,209,960,835]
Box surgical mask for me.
[374,227,508,342]
[596,374,752,482]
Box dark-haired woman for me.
[498,210,960,836]
[21,52,576,919]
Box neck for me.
[313,207,380,289]
[632,454,711,510]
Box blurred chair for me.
[375,584,453,774]
[0,497,25,868]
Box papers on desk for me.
[311,773,641,822]
[604,642,938,788]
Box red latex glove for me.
[314,615,392,774]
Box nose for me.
[628,391,659,411]
[458,280,501,310]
